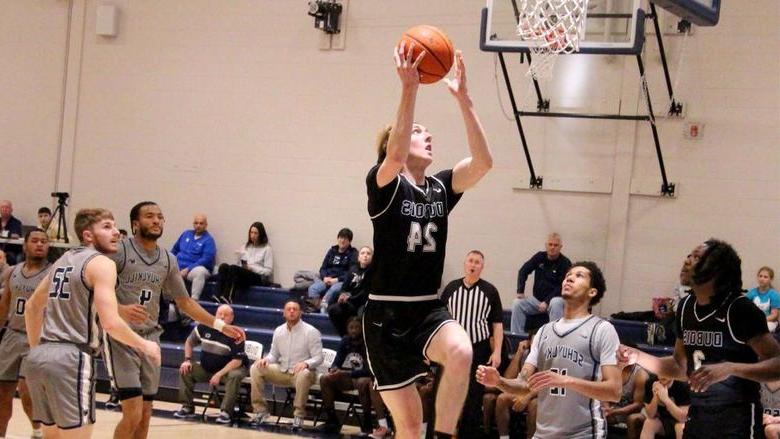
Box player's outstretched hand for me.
[394,41,424,89]
[118,304,148,325]
[689,362,732,393]
[142,340,161,366]
[476,365,500,387]
[616,344,638,368]
[443,50,468,99]
[222,324,246,343]
[528,370,569,392]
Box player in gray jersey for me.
[761,381,780,438]
[108,201,245,439]
[0,229,51,438]
[21,208,160,439]
[478,262,622,439]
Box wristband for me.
[214,318,226,332]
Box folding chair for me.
[276,348,337,425]
[201,340,263,421]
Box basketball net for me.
[516,0,589,79]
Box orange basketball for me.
[398,25,454,84]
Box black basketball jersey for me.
[366,165,462,298]
[676,292,768,406]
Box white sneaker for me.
[249,411,270,426]
[292,415,304,429]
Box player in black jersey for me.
[619,239,780,438]
[364,43,492,439]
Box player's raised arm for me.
[477,362,536,396]
[174,295,246,342]
[376,42,426,188]
[447,51,493,194]
[23,274,51,348]
[89,255,161,365]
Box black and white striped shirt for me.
[441,278,503,344]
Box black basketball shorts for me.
[684,402,764,439]
[363,298,455,391]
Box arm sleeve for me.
[524,329,543,368]
[189,236,216,270]
[433,169,464,211]
[487,283,504,323]
[517,253,541,294]
[187,326,202,347]
[332,338,349,370]
[163,252,190,301]
[366,164,401,217]
[231,340,247,361]
[730,296,770,343]
[304,328,324,370]
[594,321,620,366]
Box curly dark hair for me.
[693,238,742,298]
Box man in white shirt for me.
[249,299,323,430]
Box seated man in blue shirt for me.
[308,228,358,313]
[510,233,571,335]
[172,214,216,300]
[173,304,247,423]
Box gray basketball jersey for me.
[111,237,188,333]
[533,316,611,439]
[40,247,102,353]
[6,261,52,332]
[761,384,780,416]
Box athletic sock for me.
[31,430,44,439]
[420,422,428,439]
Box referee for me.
[441,250,504,438]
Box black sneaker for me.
[173,406,197,419]
[105,394,121,410]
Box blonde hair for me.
[375,125,393,164]
[74,208,114,244]
[758,266,775,288]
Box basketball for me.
[398,25,454,84]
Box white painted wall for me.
[1,1,777,314]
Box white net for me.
[516,0,589,79]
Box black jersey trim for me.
[551,314,596,338]
[128,238,161,266]
[369,176,401,220]
[18,261,52,280]
[429,175,449,212]
[421,319,457,363]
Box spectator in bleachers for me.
[0,250,10,291]
[746,266,779,332]
[441,249,503,439]
[638,375,689,439]
[249,298,322,430]
[215,221,273,303]
[36,207,59,241]
[308,228,357,314]
[171,214,216,300]
[173,304,247,424]
[761,380,780,439]
[315,317,390,437]
[510,233,571,335]
[327,246,373,336]
[604,363,648,438]
[483,337,537,439]
[0,200,22,264]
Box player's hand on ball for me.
[143,341,161,366]
[119,304,148,325]
[476,365,500,387]
[222,324,246,342]
[528,370,569,392]
[443,50,467,98]
[689,362,732,393]
[394,41,425,88]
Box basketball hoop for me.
[516,0,589,79]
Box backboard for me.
[480,0,645,55]
[651,0,720,26]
